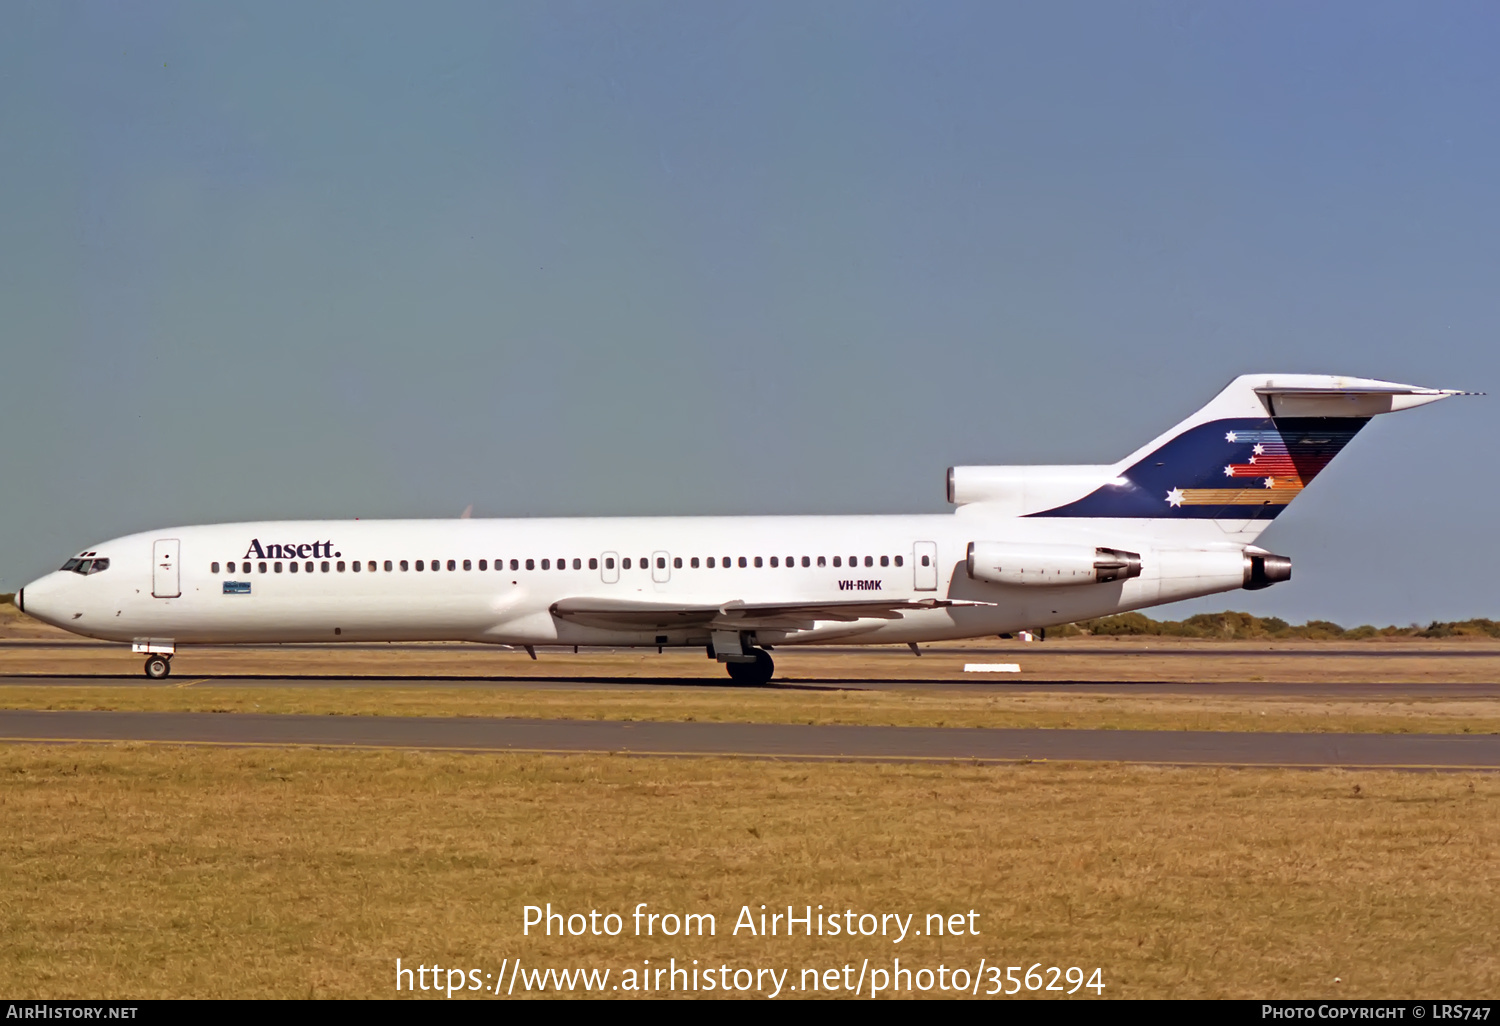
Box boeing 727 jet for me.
[14,374,1471,684]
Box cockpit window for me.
[91,558,109,573]
[61,557,109,575]
[60,558,81,572]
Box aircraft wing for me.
[550,596,976,632]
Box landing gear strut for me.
[725,648,774,687]
[143,654,172,680]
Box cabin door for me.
[913,541,938,592]
[152,539,181,598]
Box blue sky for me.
[2,1,1495,625]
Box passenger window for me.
[305,562,313,573]
[322,561,331,572]
[833,557,841,568]
[639,556,648,569]
[770,557,778,568]
[589,558,598,570]
[921,555,930,566]
[478,559,486,571]
[525,559,535,570]
[510,559,520,571]
[337,561,346,572]
[463,559,472,571]
[573,558,582,570]
[400,560,409,571]
[864,556,873,567]
[603,557,614,570]
[849,556,857,566]
[385,560,394,572]
[447,559,457,571]
[880,555,889,567]
[657,557,666,570]
[786,556,794,567]
[211,562,220,574]
[674,557,682,569]
[753,556,762,568]
[351,561,359,572]
[690,557,700,568]
[894,555,903,567]
[289,562,298,574]
[802,556,810,568]
[259,562,268,573]
[738,557,747,568]
[541,559,550,570]
[722,556,731,568]
[368,561,376,572]
[706,557,715,568]
[622,558,631,570]
[415,560,424,571]
[817,556,826,567]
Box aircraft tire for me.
[144,655,171,680]
[725,649,774,687]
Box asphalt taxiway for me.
[3,673,1499,699]
[2,708,1496,769]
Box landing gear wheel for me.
[143,655,171,680]
[725,649,774,687]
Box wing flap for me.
[550,596,969,632]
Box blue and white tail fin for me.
[950,374,1473,543]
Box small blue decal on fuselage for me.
[223,581,251,595]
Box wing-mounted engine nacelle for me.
[1243,552,1293,590]
[966,541,1143,587]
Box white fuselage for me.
[17,512,1251,650]
[19,373,1464,666]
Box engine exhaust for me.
[1243,553,1293,590]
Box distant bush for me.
[1061,612,1500,640]
[0,593,11,606]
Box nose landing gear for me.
[143,654,172,680]
[725,648,775,687]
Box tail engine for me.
[966,542,1143,587]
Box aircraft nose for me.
[14,573,66,627]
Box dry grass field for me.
[3,745,1496,999]
[4,604,1498,999]
[3,683,1500,736]
[3,598,1498,734]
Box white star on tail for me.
[1225,431,1237,443]
[1264,477,1275,488]
[1253,443,1265,455]
[1166,488,1185,507]
[1224,465,1234,477]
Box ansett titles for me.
[244,539,339,560]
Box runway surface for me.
[4,674,1499,698]
[4,639,1498,656]
[2,709,1497,769]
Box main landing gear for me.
[725,648,774,687]
[143,654,172,680]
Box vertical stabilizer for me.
[1026,374,1472,540]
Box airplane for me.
[13,374,1473,685]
